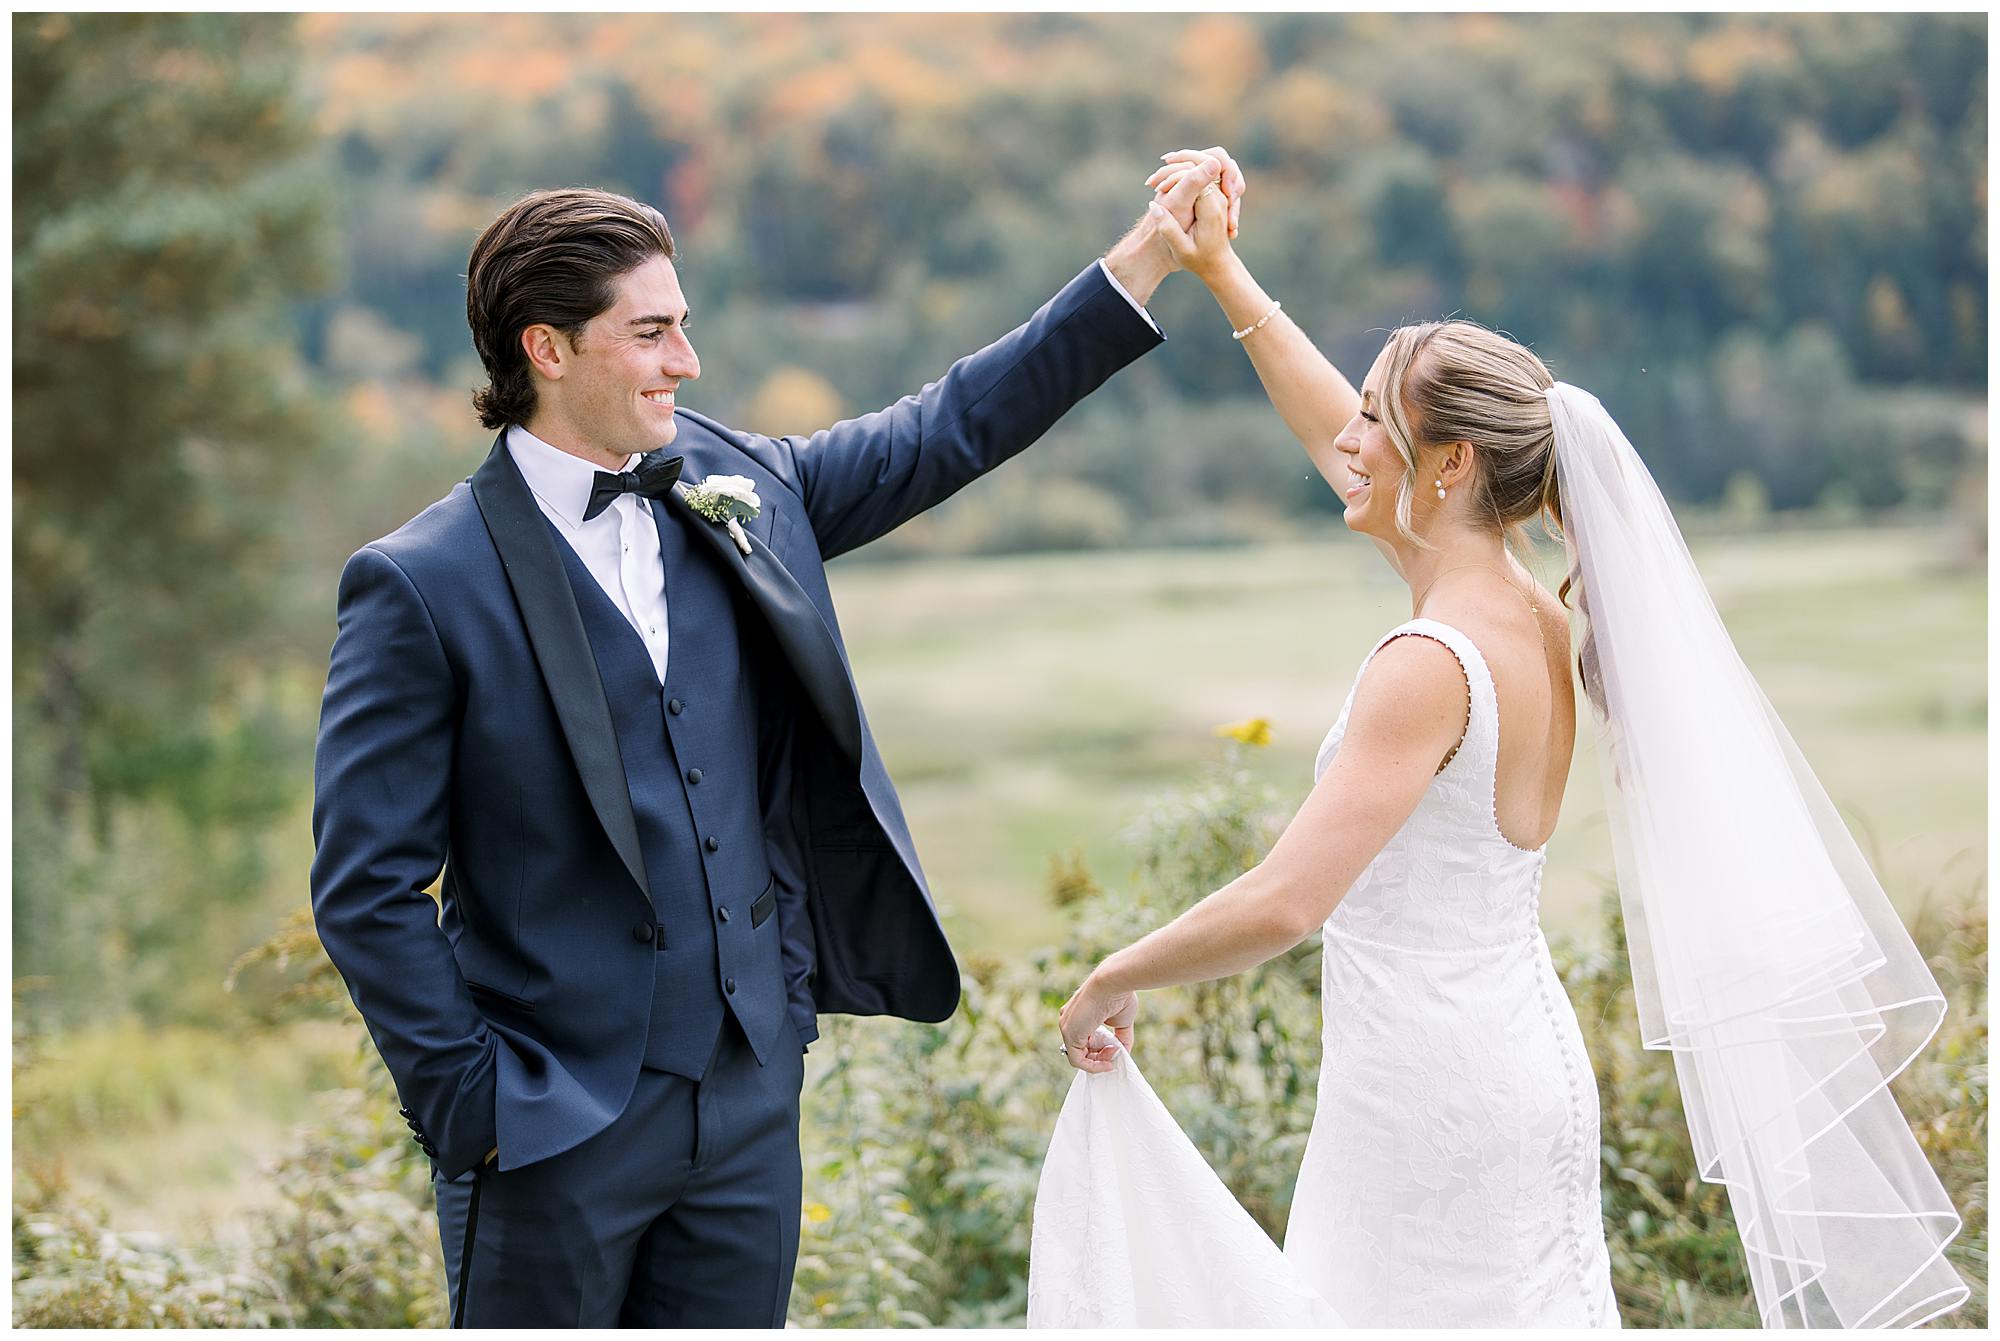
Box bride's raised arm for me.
[1146,153,1361,491]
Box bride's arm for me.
[1059,634,1470,1066]
[1145,163,1361,491]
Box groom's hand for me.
[1102,146,1244,306]
[1146,146,1246,238]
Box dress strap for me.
[1359,618,1501,778]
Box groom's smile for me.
[526,252,701,467]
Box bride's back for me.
[1299,585,1614,1326]
[1425,573,1576,852]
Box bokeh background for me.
[12,12,1986,1327]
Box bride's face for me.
[1332,345,1412,539]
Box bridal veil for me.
[1546,381,1965,1328]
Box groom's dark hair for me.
[466,188,677,430]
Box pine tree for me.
[13,14,333,1019]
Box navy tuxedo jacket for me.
[310,262,1162,1178]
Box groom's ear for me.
[521,323,569,383]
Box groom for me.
[308,149,1242,1327]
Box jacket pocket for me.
[465,980,536,1014]
[750,876,777,929]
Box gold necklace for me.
[1413,561,1541,616]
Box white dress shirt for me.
[507,424,672,682]
[1096,258,1161,334]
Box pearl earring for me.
[1434,478,1446,501]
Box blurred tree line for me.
[301,12,1985,553]
[13,14,334,1027]
[9,13,1987,1028]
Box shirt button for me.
[718,906,731,923]
[686,768,703,784]
[706,836,721,852]
[667,699,683,715]
[632,922,653,943]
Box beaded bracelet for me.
[1231,300,1282,341]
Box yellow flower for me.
[1212,716,1273,747]
[804,1201,832,1224]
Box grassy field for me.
[828,524,1987,955]
[13,523,1986,1260]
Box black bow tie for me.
[583,455,684,522]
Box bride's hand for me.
[1147,162,1234,281]
[1058,970,1137,1073]
[1147,146,1245,238]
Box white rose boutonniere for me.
[679,474,762,555]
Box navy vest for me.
[552,500,790,1077]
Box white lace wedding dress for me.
[1030,618,1620,1328]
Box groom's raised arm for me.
[748,157,1237,559]
[765,255,1165,560]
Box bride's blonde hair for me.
[1372,318,1602,714]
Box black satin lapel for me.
[469,437,652,904]
[667,489,865,767]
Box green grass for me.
[14,1020,367,1251]
[826,525,1986,955]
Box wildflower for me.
[1212,716,1272,747]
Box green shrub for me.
[14,756,1986,1327]
[12,1162,288,1328]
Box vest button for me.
[718,906,731,923]
[706,836,721,852]
[632,922,653,943]
[725,977,736,995]
[667,698,684,715]
[686,768,703,784]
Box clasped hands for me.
[1145,144,1245,279]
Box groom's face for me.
[552,253,701,459]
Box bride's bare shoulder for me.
[1347,630,1472,749]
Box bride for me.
[1031,154,1967,1329]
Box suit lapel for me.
[469,436,653,905]
[661,468,865,767]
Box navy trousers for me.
[432,1020,806,1327]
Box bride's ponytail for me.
[1537,456,1608,727]
[1375,318,1605,720]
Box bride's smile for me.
[1331,355,1413,532]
